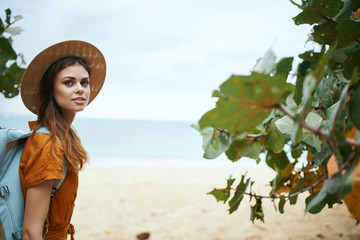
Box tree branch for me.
[230,173,328,200]
[234,150,355,201]
[288,174,327,198]
[276,103,360,148]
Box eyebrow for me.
[62,76,90,81]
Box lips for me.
[72,97,87,104]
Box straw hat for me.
[21,40,106,115]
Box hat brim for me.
[21,40,106,115]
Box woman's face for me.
[53,64,90,121]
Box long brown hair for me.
[32,56,90,172]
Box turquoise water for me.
[0,114,261,168]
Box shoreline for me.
[71,166,360,240]
[85,155,269,169]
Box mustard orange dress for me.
[19,122,78,240]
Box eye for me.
[64,80,73,86]
[81,80,89,87]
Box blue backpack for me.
[0,127,66,240]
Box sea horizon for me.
[0,113,265,169]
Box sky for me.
[0,0,311,121]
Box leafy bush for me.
[0,8,25,98]
[194,0,360,223]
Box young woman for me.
[19,40,106,240]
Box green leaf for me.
[336,18,360,49]
[207,176,237,204]
[326,176,342,195]
[294,50,333,146]
[340,161,356,199]
[225,139,263,162]
[212,89,224,98]
[5,8,11,25]
[313,48,334,82]
[0,18,4,35]
[275,112,322,149]
[343,49,360,80]
[305,193,326,214]
[249,180,255,202]
[294,72,305,104]
[227,177,236,188]
[275,116,295,135]
[299,50,323,63]
[291,143,304,159]
[191,125,230,159]
[289,190,298,205]
[265,126,285,154]
[313,77,333,109]
[294,50,324,105]
[275,57,294,78]
[312,20,339,45]
[305,112,323,129]
[253,49,276,74]
[208,188,231,203]
[349,87,360,130]
[228,175,251,214]
[250,198,264,223]
[285,96,298,113]
[265,151,290,173]
[199,73,292,135]
[332,42,360,64]
[278,195,286,214]
[302,74,317,107]
[326,101,340,126]
[336,0,353,22]
[302,112,324,152]
[352,0,360,10]
[330,85,348,147]
[0,37,17,61]
[0,62,25,98]
[306,171,350,214]
[293,0,344,25]
[313,143,332,166]
[275,114,303,144]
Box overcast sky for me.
[0,0,310,121]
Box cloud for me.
[1,0,310,121]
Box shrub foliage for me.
[194,0,360,223]
[0,8,25,98]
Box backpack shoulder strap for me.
[51,164,67,197]
[5,131,32,152]
[36,127,68,195]
[35,126,51,135]
[6,126,67,195]
[5,126,50,152]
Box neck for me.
[63,111,76,124]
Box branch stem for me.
[276,104,360,148]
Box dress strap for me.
[44,223,75,240]
[67,224,75,240]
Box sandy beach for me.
[71,166,360,240]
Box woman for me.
[19,40,106,240]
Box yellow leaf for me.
[347,127,357,140]
[344,163,360,222]
[304,169,324,195]
[327,155,338,176]
[355,8,360,20]
[281,160,297,178]
[327,155,360,222]
[274,185,291,195]
[307,151,315,163]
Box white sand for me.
[71,166,360,240]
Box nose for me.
[74,82,84,94]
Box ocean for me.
[0,114,261,168]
